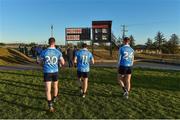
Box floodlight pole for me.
[121,25,128,40]
[51,25,54,37]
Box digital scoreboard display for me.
[92,21,112,42]
[66,28,91,41]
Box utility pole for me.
[51,25,54,37]
[121,25,128,40]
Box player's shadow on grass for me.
[59,76,77,81]
[0,98,46,112]
[0,90,45,100]
[59,88,120,98]
[89,91,121,98]
[89,74,117,85]
[88,72,117,86]
[59,88,80,96]
[89,80,117,86]
[0,79,44,92]
[0,71,42,78]
[0,78,44,87]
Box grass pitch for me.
[0,67,179,119]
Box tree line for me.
[145,32,179,54]
[117,31,179,54]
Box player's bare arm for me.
[74,56,77,64]
[59,57,65,66]
[91,57,95,64]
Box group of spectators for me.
[66,45,78,68]
[19,45,46,58]
[18,45,29,56]
[18,44,78,68]
[30,45,46,58]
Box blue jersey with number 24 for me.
[118,44,134,67]
[40,47,62,73]
[75,49,93,72]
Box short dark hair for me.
[48,37,55,45]
[123,37,130,42]
[82,43,87,48]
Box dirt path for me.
[94,62,180,71]
[0,64,41,70]
[0,61,180,71]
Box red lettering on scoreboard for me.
[66,35,80,40]
[66,28,82,34]
[92,25,109,29]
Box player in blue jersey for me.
[117,37,134,99]
[38,37,65,112]
[74,43,94,98]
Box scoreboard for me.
[65,28,91,41]
[92,21,112,42]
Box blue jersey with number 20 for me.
[118,45,134,67]
[75,49,93,72]
[40,48,62,73]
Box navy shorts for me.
[118,66,132,75]
[77,71,89,78]
[44,72,58,82]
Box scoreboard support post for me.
[91,39,94,54]
[110,29,112,57]
[110,41,112,57]
[92,21,112,57]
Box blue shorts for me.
[118,66,132,75]
[44,72,58,82]
[77,71,89,78]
